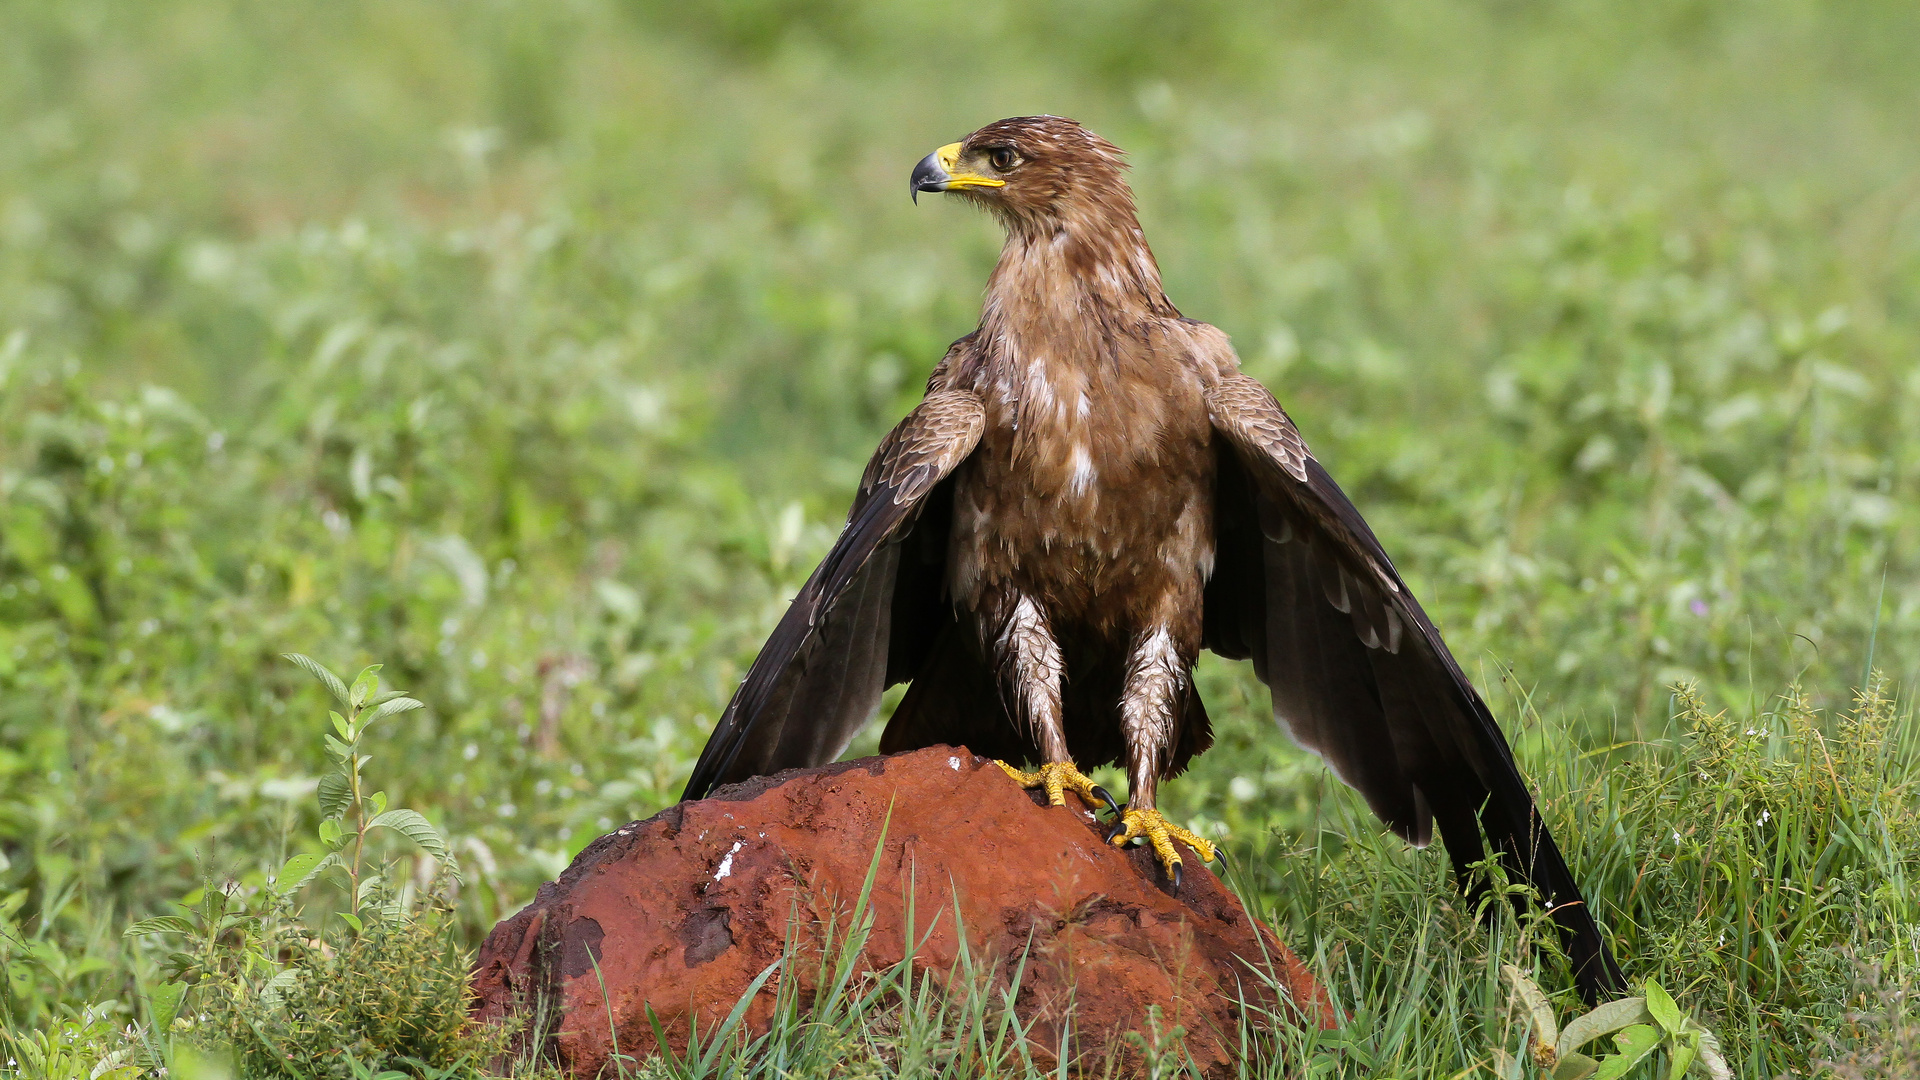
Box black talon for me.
[1170,861,1183,891]
[1090,785,1121,818]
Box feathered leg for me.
[986,591,1115,813]
[1108,623,1217,885]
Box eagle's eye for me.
[986,147,1019,172]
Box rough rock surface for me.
[471,746,1334,1076]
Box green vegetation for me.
[1,0,1916,1075]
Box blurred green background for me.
[1,0,1917,1058]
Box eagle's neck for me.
[973,205,1182,455]
[980,205,1178,350]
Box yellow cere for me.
[933,141,1006,189]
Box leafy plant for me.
[226,912,509,1080]
[1501,966,1729,1080]
[0,1005,141,1080]
[276,654,452,931]
[123,877,292,998]
[114,655,498,1079]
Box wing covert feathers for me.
[681,390,984,802]
[1205,373,1311,484]
[1203,372,1625,1003]
[857,391,988,510]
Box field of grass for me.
[1,1,1917,1076]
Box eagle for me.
[683,116,1625,1002]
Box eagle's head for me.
[911,116,1134,237]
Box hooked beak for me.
[910,142,1005,203]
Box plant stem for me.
[347,703,365,905]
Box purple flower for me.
[1690,599,1709,617]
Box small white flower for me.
[1672,830,1683,845]
[1758,809,1771,826]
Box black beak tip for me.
[910,152,949,204]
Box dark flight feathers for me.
[681,390,984,799]
[1204,373,1624,999]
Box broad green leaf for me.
[145,980,186,1029]
[323,733,353,761]
[1667,1043,1698,1080]
[275,852,326,892]
[259,968,302,1010]
[1644,980,1684,1036]
[318,817,345,847]
[338,911,363,933]
[318,772,352,819]
[348,664,381,709]
[313,852,348,889]
[283,653,348,704]
[1592,1026,1661,1080]
[1502,963,1560,1050]
[123,915,195,937]
[1554,1053,1601,1080]
[331,712,352,740]
[356,872,384,905]
[367,808,449,856]
[366,696,424,722]
[369,790,388,816]
[1559,997,1652,1057]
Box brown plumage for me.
[683,116,1626,1002]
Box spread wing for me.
[1202,372,1625,1002]
[681,389,986,800]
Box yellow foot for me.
[994,760,1120,815]
[1108,807,1218,888]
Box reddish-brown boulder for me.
[471,746,1334,1076]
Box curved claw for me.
[1090,785,1121,818]
[1107,806,1218,886]
[994,759,1111,812]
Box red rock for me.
[471,746,1334,1076]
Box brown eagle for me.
[683,116,1625,1001]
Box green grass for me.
[1,0,1917,1075]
